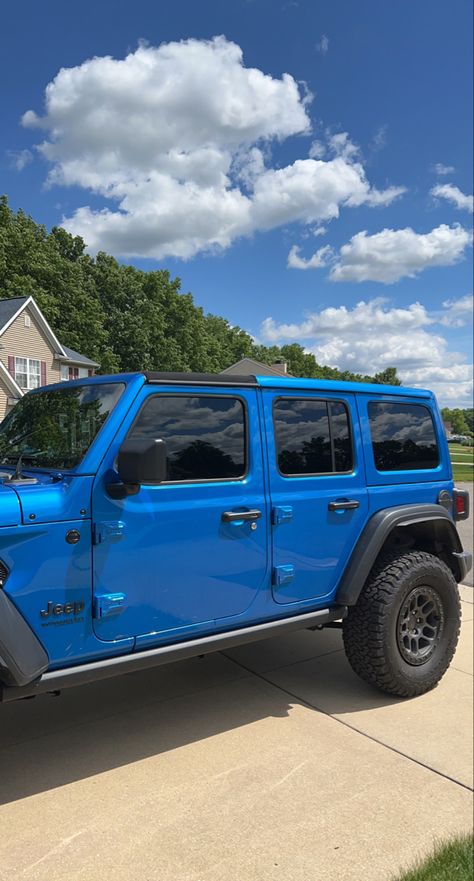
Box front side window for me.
[0,383,124,470]
[15,357,40,390]
[368,401,439,471]
[274,398,353,476]
[129,395,247,482]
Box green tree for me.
[441,408,470,435]
[373,367,402,386]
[0,195,411,387]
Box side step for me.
[1,605,347,703]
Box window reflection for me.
[274,398,353,476]
[130,395,246,481]
[368,402,439,471]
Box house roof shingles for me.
[0,296,29,328]
[61,345,99,368]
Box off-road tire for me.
[342,551,461,697]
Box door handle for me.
[221,510,262,523]
[328,499,360,511]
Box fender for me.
[336,504,471,606]
[0,590,49,687]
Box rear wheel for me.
[342,551,461,697]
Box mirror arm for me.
[106,481,141,500]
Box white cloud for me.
[370,124,388,152]
[328,223,472,283]
[262,297,433,341]
[260,296,473,406]
[316,34,329,54]
[439,293,473,327]
[8,148,33,171]
[431,183,474,213]
[287,244,333,269]
[308,139,326,159]
[432,163,456,176]
[22,38,404,260]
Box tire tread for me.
[342,551,461,697]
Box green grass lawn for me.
[393,834,473,881]
[448,443,474,482]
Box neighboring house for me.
[221,357,293,377]
[0,296,99,420]
[443,420,453,438]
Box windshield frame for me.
[0,379,130,475]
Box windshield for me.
[0,383,124,471]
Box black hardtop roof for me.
[142,371,431,398]
[144,371,257,386]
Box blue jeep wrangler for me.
[0,372,471,703]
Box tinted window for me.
[130,395,246,482]
[0,383,124,470]
[331,401,353,471]
[368,402,439,471]
[274,398,353,476]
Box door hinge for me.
[93,521,125,545]
[272,506,293,526]
[93,593,127,619]
[272,564,295,586]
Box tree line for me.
[441,408,474,437]
[0,196,401,384]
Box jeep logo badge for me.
[40,601,85,619]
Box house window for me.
[15,357,41,390]
[61,366,83,381]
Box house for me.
[221,357,293,377]
[0,296,99,420]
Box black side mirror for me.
[118,437,167,485]
[107,438,167,498]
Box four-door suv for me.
[0,372,471,703]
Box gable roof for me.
[0,295,66,355]
[0,296,99,367]
[221,357,293,377]
[0,296,30,329]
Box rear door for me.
[92,383,269,644]
[262,390,368,604]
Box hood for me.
[0,482,22,527]
[6,472,94,525]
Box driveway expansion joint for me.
[221,652,474,795]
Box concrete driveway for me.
[0,584,472,881]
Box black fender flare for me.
[336,504,469,606]
[0,591,49,687]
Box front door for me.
[92,384,269,644]
[262,390,368,605]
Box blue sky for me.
[1,0,472,405]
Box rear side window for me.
[129,395,246,482]
[273,398,353,476]
[368,402,439,471]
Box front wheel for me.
[342,551,461,697]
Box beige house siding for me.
[0,305,62,421]
[0,375,11,421]
[0,305,61,386]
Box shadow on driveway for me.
[0,633,406,806]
